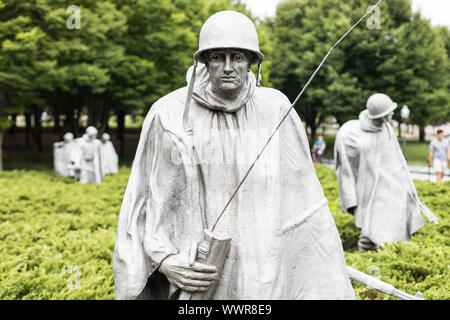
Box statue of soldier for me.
[334,93,425,252]
[77,126,103,184]
[100,133,119,176]
[114,10,355,300]
[53,132,75,177]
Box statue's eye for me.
[210,53,223,61]
[232,54,241,61]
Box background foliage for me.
[0,165,447,300]
[269,0,449,142]
[1,0,449,170]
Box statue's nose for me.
[224,54,232,73]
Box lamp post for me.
[401,105,410,157]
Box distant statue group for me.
[53,126,119,184]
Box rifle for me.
[418,201,439,225]
[347,266,424,300]
[177,230,232,300]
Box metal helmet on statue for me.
[194,10,264,65]
[366,93,397,119]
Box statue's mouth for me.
[221,76,235,82]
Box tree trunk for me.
[53,112,60,134]
[117,110,125,157]
[8,114,17,134]
[419,125,425,142]
[310,125,317,148]
[25,112,31,146]
[0,128,4,172]
[33,108,42,152]
[98,107,110,135]
[29,107,42,162]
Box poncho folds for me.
[334,110,425,247]
[113,65,355,300]
[100,140,119,176]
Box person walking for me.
[312,135,326,163]
[429,129,449,182]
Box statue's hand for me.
[158,253,219,293]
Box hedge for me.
[0,165,448,299]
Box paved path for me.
[322,160,449,182]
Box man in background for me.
[429,129,449,182]
[312,135,326,163]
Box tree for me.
[386,13,448,141]
[0,1,51,162]
[0,0,270,167]
[269,0,449,143]
[270,0,362,143]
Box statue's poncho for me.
[77,139,103,184]
[53,141,75,177]
[114,66,355,300]
[334,110,425,247]
[100,140,119,176]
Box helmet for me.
[86,126,98,137]
[366,93,397,119]
[194,10,264,64]
[63,132,74,141]
[102,133,110,141]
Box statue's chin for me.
[214,83,243,98]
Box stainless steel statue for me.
[113,10,355,300]
[76,126,103,184]
[100,133,119,177]
[334,93,437,252]
[53,132,76,177]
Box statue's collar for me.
[359,110,384,133]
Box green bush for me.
[0,165,448,299]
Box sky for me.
[242,0,450,28]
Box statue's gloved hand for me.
[158,252,219,293]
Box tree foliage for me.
[0,0,253,166]
[269,0,449,142]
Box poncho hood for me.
[359,110,383,133]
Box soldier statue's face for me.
[205,48,251,100]
[383,112,394,122]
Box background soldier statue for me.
[53,132,75,177]
[114,10,355,300]
[334,93,427,252]
[100,133,119,177]
[77,126,103,184]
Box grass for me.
[404,141,430,166]
[0,163,448,300]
